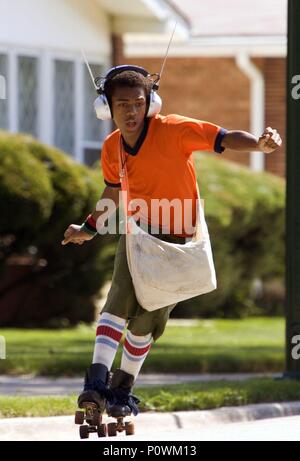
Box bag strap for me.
[119,136,138,235]
[193,182,204,242]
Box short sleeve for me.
[101,141,121,188]
[179,118,227,155]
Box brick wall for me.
[264,58,286,178]
[111,34,124,66]
[124,56,252,166]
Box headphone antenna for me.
[157,22,177,85]
[81,47,98,90]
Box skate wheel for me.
[125,421,134,436]
[79,425,89,439]
[97,423,107,438]
[75,411,85,425]
[107,422,117,437]
[91,411,102,427]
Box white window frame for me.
[53,55,76,157]
[0,49,10,130]
[48,50,109,163]
[0,46,41,137]
[16,51,41,138]
[0,46,110,164]
[79,57,111,164]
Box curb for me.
[1,401,300,440]
[154,401,300,429]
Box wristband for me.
[86,214,97,228]
[80,214,97,236]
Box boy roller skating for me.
[62,65,282,438]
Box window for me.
[83,63,103,142]
[83,147,102,167]
[2,51,108,164]
[82,62,110,166]
[18,56,38,136]
[0,54,8,130]
[54,59,74,155]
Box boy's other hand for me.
[61,224,94,246]
[258,127,282,154]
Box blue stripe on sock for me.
[96,337,119,350]
[98,318,125,332]
[127,332,152,348]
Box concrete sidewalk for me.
[0,373,281,396]
[1,401,300,441]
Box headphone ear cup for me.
[94,94,112,120]
[147,90,162,117]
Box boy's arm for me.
[61,186,120,246]
[221,127,282,154]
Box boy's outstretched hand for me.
[61,224,94,246]
[258,127,282,154]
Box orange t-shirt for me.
[101,114,226,237]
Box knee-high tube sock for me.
[120,331,153,379]
[92,313,126,370]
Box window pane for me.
[84,147,101,167]
[83,63,104,142]
[0,54,8,130]
[18,56,38,137]
[54,60,74,155]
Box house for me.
[0,0,189,166]
[123,0,287,177]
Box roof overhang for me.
[96,0,190,38]
[125,35,287,58]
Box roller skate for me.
[106,369,140,437]
[75,363,111,439]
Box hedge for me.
[0,132,117,326]
[175,154,285,318]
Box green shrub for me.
[0,132,118,327]
[175,154,285,318]
[0,133,54,234]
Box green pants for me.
[102,231,186,341]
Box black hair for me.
[104,70,153,111]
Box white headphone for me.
[94,65,162,121]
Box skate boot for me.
[75,363,111,439]
[106,368,140,437]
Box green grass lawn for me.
[1,378,299,418]
[0,318,284,376]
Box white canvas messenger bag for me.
[119,140,217,311]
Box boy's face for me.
[111,86,147,138]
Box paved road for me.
[1,413,300,441]
[127,415,300,442]
[0,373,280,396]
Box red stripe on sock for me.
[96,325,122,342]
[124,338,151,357]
